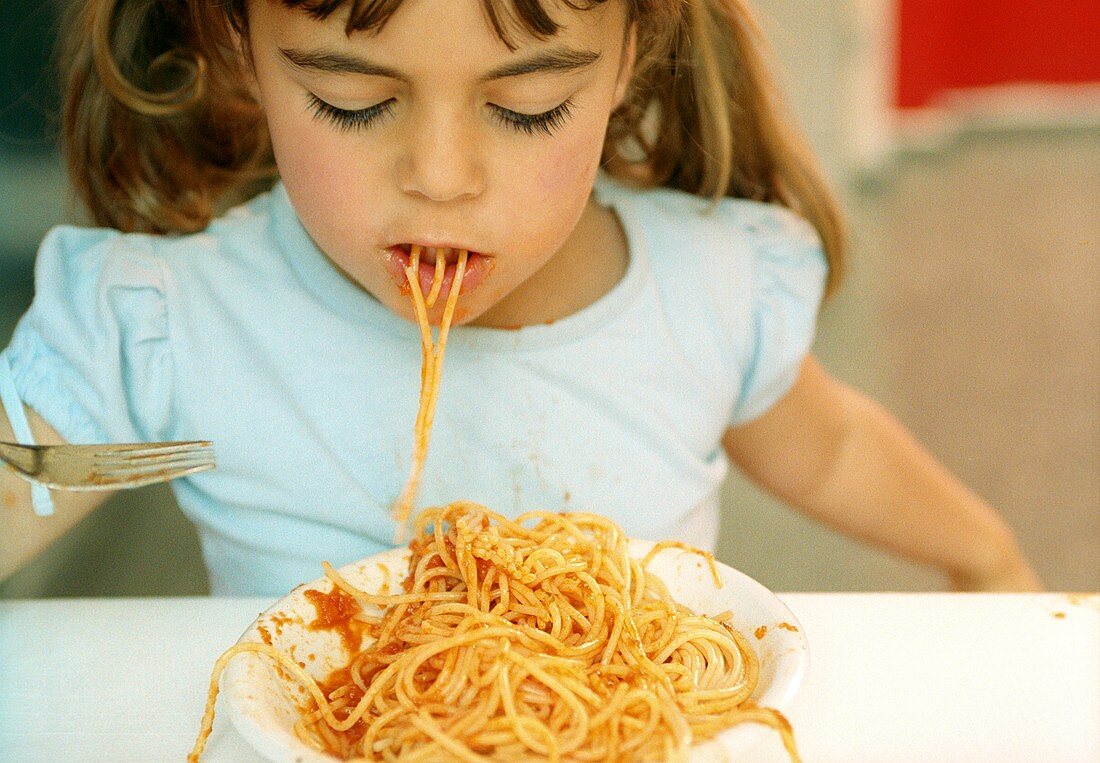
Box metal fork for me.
[0,440,215,490]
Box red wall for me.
[896,0,1100,109]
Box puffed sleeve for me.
[729,205,828,426]
[3,226,174,445]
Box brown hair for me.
[64,0,845,294]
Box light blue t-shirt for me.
[3,177,826,595]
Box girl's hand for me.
[948,551,1044,592]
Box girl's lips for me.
[383,246,492,304]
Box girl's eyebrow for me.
[278,46,600,83]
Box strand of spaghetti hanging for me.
[391,246,468,537]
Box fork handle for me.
[0,442,39,474]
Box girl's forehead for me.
[271,0,620,45]
[259,0,624,74]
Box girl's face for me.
[245,0,634,326]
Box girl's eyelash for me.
[306,93,575,137]
[490,99,575,137]
[307,94,396,131]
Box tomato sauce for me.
[304,587,368,655]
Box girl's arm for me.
[0,406,113,582]
[722,356,1041,591]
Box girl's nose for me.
[395,115,485,203]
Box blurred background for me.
[1,0,1096,597]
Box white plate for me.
[222,540,808,762]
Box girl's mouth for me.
[383,245,493,303]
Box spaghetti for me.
[189,503,800,762]
[391,246,468,535]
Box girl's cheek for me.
[532,130,601,202]
[275,126,373,238]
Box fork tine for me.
[77,461,215,490]
[123,460,215,479]
[22,459,216,491]
[93,448,215,468]
[89,441,213,459]
[100,453,216,477]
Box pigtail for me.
[605,0,847,296]
[61,0,273,234]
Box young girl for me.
[0,0,1039,595]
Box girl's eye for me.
[306,93,575,137]
[307,94,396,131]
[490,99,575,137]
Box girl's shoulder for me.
[13,189,286,444]
[596,175,822,261]
[594,177,828,424]
[35,187,283,286]
[595,176,826,300]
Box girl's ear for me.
[612,23,638,109]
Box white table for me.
[1,593,1097,762]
